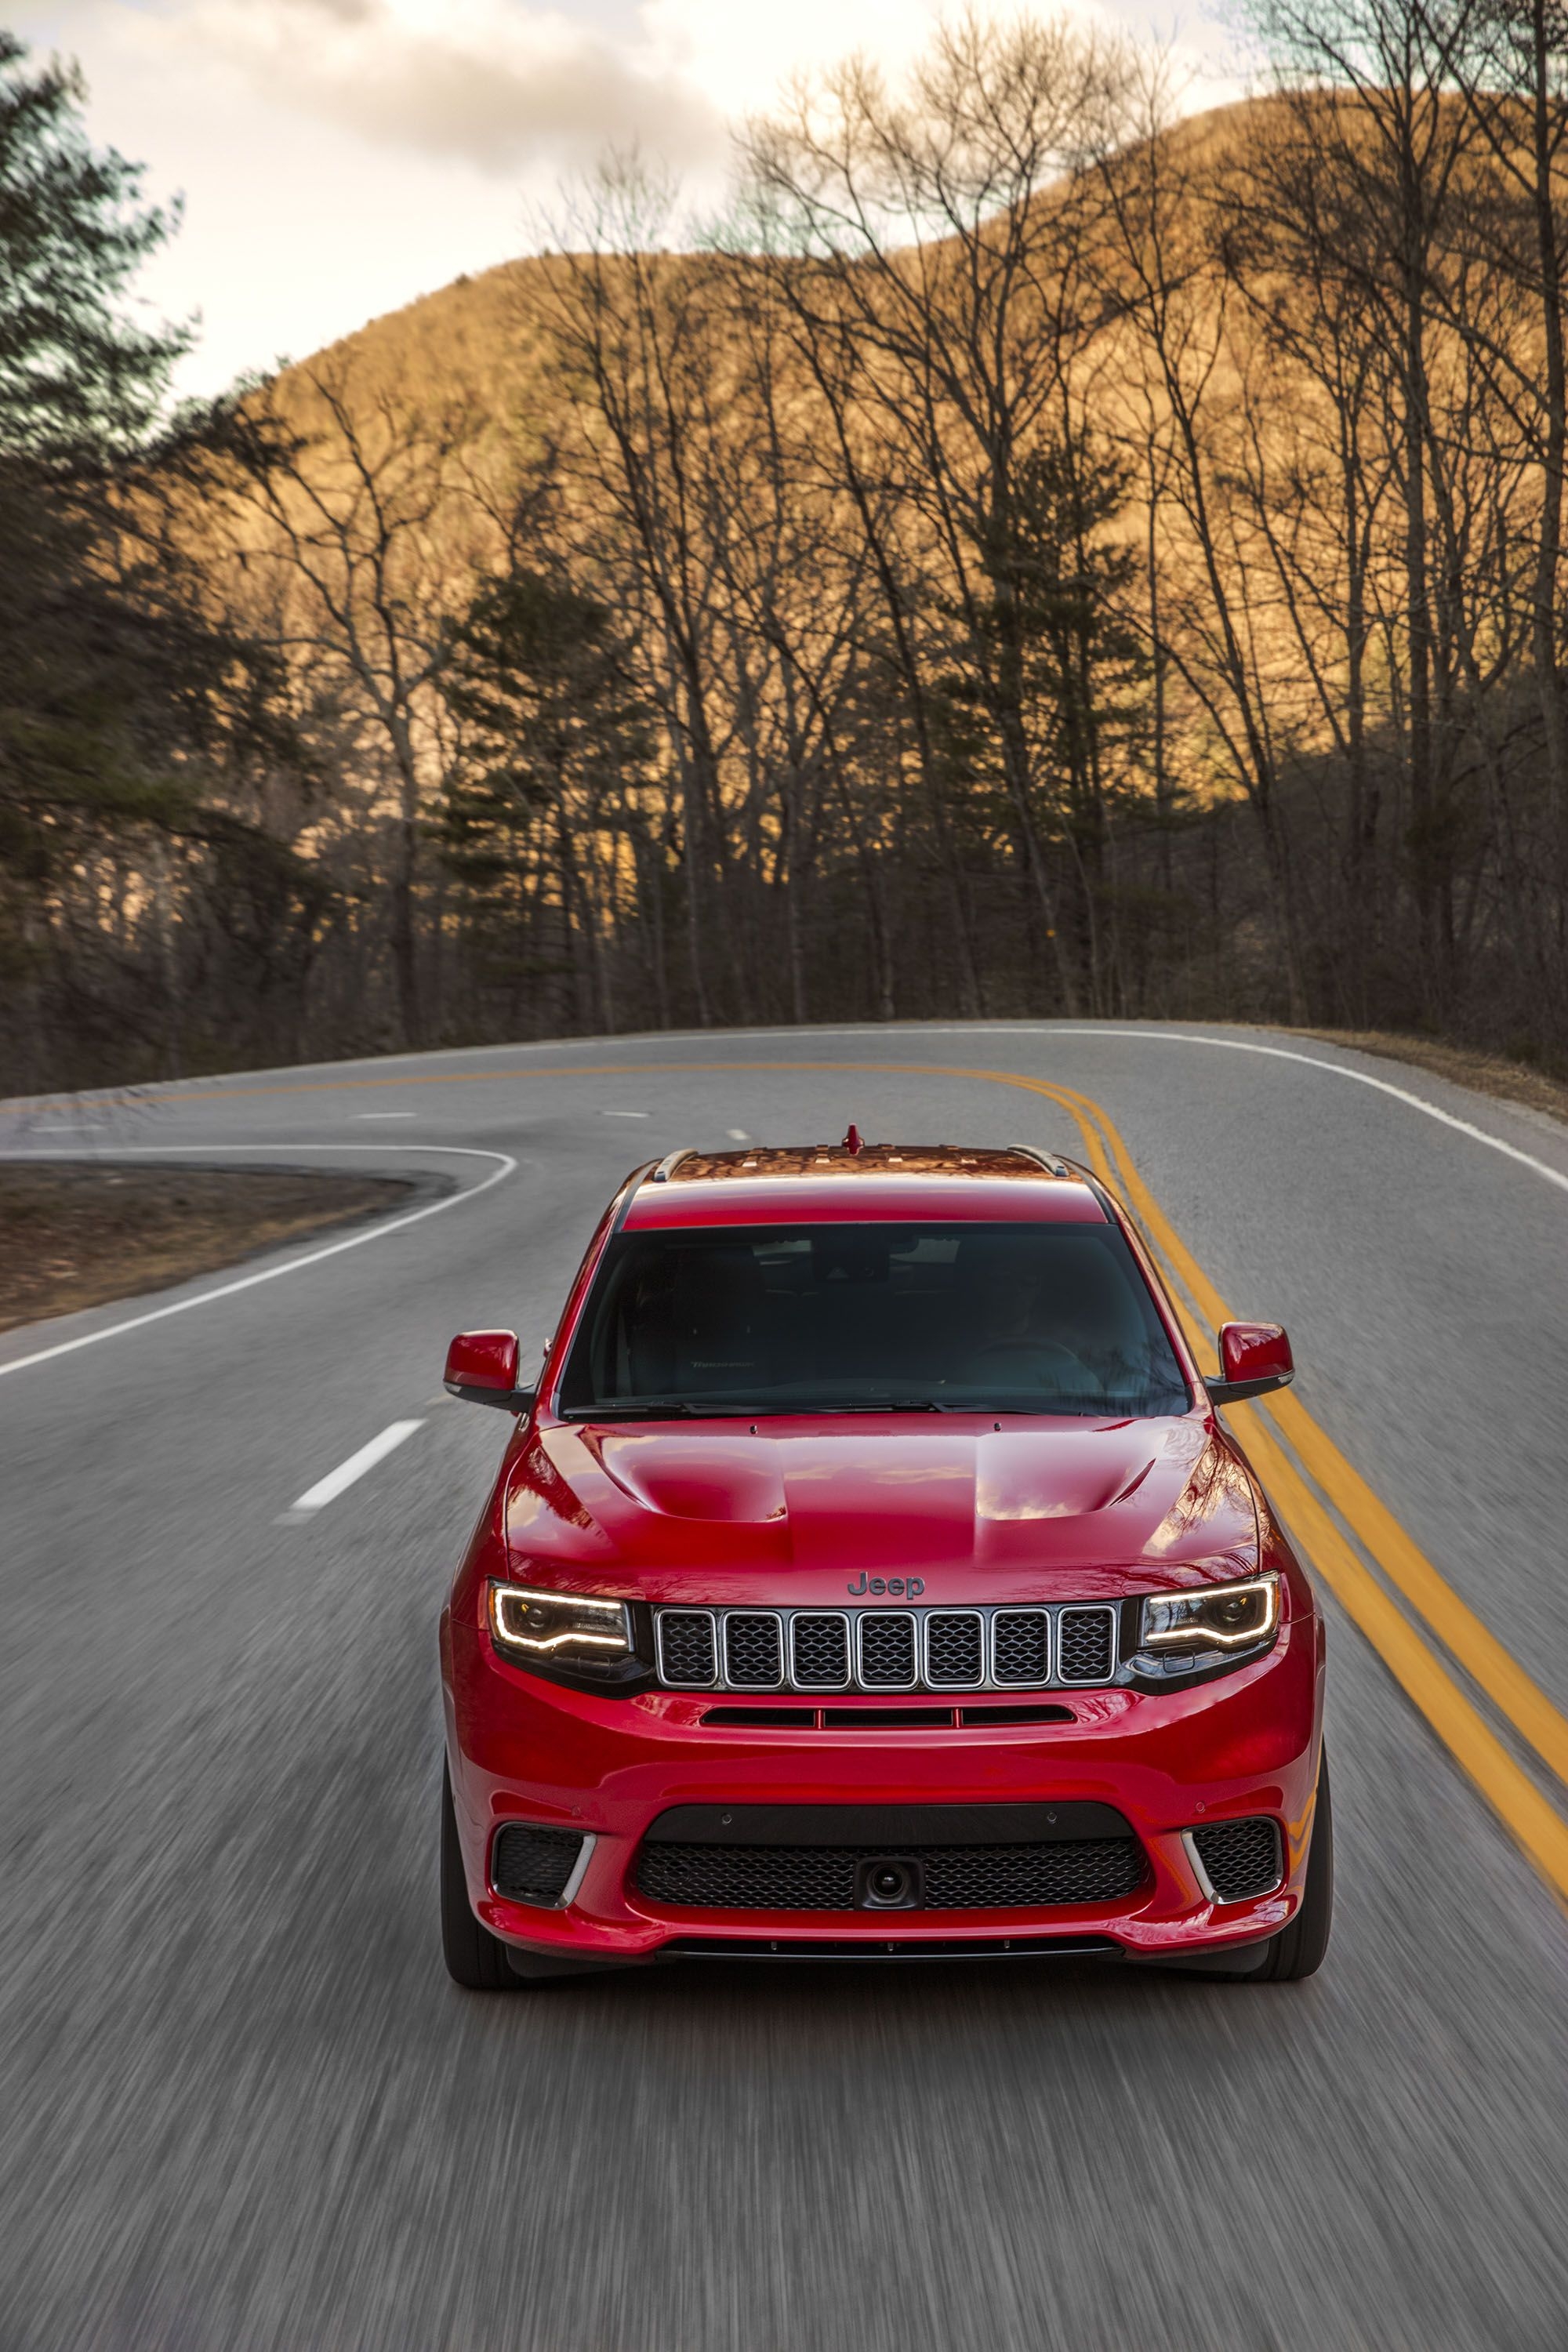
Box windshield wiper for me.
[561,1396,948,1421]
[562,1396,1136,1421]
[808,1399,945,1413]
[559,1400,708,1421]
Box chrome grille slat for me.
[991,1609,1051,1686]
[924,1611,985,1688]
[653,1602,1120,1693]
[723,1611,785,1689]
[656,1609,718,1687]
[789,1612,851,1689]
[857,1611,918,1688]
[1057,1605,1118,1684]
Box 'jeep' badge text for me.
[847,1573,925,1599]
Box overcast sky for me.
[14,0,1247,399]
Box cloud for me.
[16,0,1242,401]
[125,0,728,175]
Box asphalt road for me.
[2,1022,1566,2352]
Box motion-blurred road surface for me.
[3,1023,1566,2351]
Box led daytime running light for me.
[489,1582,632,1657]
[1140,1571,1279,1653]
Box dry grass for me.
[0,1164,414,1334]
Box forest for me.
[5,2,1568,1091]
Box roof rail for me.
[649,1149,693,1185]
[1008,1142,1072,1178]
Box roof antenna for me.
[842,1123,863,1156]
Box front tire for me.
[441,1755,522,1991]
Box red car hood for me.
[506,1417,1261,1604]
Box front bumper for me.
[442,1609,1323,1966]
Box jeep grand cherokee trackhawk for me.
[437,1137,1331,1987]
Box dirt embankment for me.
[0,1164,416,1334]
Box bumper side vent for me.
[492,1823,587,1906]
[1190,1817,1283,1901]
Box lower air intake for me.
[492,1823,586,1906]
[1191,1817,1283,1901]
[634,1836,1145,1913]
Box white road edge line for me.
[0,1143,517,1380]
[243,1021,1563,1197]
[1035,1029,1568,1198]
[278,1419,424,1523]
[500,1021,1568,1198]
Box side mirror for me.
[1207,1321,1294,1407]
[444,1330,535,1414]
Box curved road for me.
[2,1022,1566,2351]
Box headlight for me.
[488,1582,632,1664]
[1139,1571,1279,1654]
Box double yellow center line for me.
[1009,1069,1568,1904]
[85,1047,1568,1900]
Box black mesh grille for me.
[1058,1606,1116,1682]
[635,1836,1145,1912]
[654,1602,1119,1692]
[925,1612,984,1685]
[859,1613,916,1685]
[492,1823,585,1905]
[791,1614,850,1686]
[724,1613,782,1687]
[992,1611,1051,1685]
[1192,1817,1283,1900]
[659,1612,717,1684]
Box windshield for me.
[557,1221,1191,1419]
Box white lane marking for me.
[278,1419,424,1522]
[0,1144,517,1380]
[727,1129,751,1141]
[359,1111,416,1120]
[32,1123,93,1132]
[601,1109,649,1118]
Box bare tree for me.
[223,358,484,1044]
[742,13,1142,1014]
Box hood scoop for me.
[595,1433,787,1523]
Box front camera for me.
[855,1855,924,1910]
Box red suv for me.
[438,1140,1330,1987]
